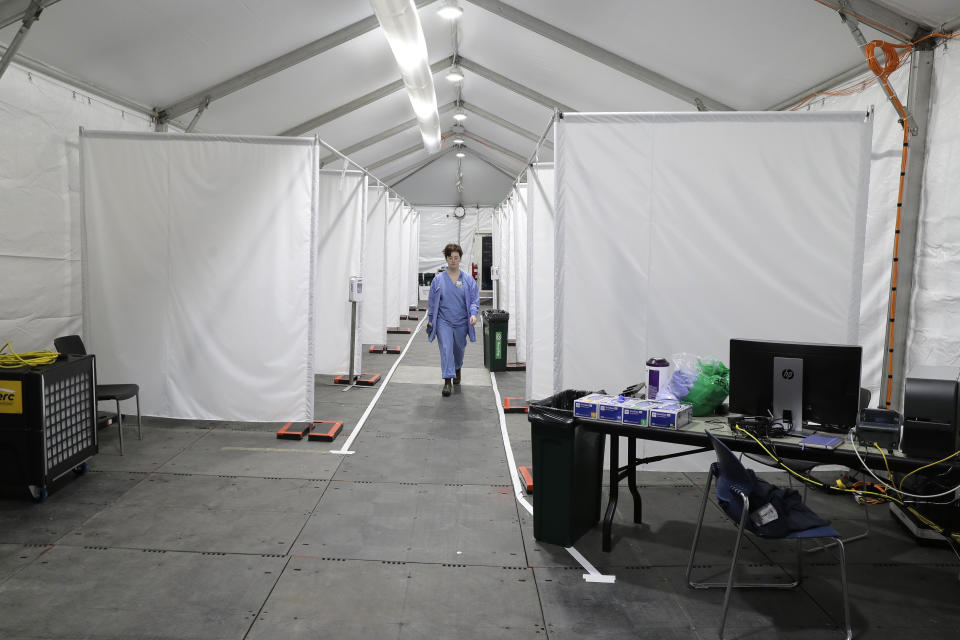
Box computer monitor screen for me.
[729,339,862,432]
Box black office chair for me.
[54,335,141,455]
[687,431,852,640]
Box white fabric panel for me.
[408,213,421,306]
[555,112,872,397]
[526,164,555,401]
[805,65,910,401]
[397,206,413,318]
[908,43,960,373]
[314,170,365,374]
[492,207,503,308]
[502,199,516,338]
[385,198,403,326]
[416,206,491,272]
[81,131,317,421]
[0,64,153,351]
[512,184,529,361]
[360,187,389,344]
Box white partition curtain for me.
[512,184,529,363]
[408,211,421,307]
[491,207,503,308]
[314,170,365,375]
[385,198,403,326]
[361,186,389,345]
[501,199,516,337]
[416,206,484,273]
[0,65,153,351]
[554,111,873,396]
[526,164,555,401]
[397,205,413,319]
[80,131,318,421]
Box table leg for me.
[602,435,619,552]
[627,436,641,524]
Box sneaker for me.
[442,379,452,397]
[453,368,461,385]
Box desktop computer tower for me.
[900,365,960,459]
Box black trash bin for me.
[481,309,509,372]
[528,389,606,546]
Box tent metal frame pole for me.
[0,0,44,82]
[387,147,456,187]
[465,0,732,111]
[458,57,575,112]
[320,102,458,166]
[157,0,439,122]
[880,41,935,410]
[463,147,515,179]
[462,100,553,149]
[0,0,57,30]
[280,55,455,137]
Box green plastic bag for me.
[685,360,730,416]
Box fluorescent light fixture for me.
[456,151,466,158]
[445,65,464,83]
[437,0,463,20]
[452,137,464,145]
[370,0,442,154]
[453,108,467,121]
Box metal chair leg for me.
[135,393,142,440]
[718,496,751,640]
[686,471,714,586]
[835,538,852,640]
[115,398,124,455]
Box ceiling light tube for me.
[445,65,464,83]
[456,151,466,158]
[370,0,442,153]
[453,108,467,121]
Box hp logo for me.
[780,369,795,380]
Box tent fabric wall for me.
[80,130,317,421]
[416,206,485,273]
[385,198,403,326]
[526,164,555,401]
[804,63,910,402]
[408,212,421,307]
[360,186,389,345]
[0,64,153,351]
[512,184,529,362]
[314,170,365,375]
[554,111,873,396]
[904,43,960,375]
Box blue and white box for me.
[622,400,658,426]
[649,403,693,429]
[573,393,607,420]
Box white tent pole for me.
[0,0,44,81]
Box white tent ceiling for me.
[2,0,958,205]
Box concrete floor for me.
[2,312,959,639]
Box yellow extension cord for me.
[0,341,59,368]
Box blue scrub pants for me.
[436,319,467,379]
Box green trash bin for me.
[528,389,606,546]
[481,309,509,372]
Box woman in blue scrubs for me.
[426,243,480,397]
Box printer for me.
[900,365,960,459]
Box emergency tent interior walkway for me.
[3,1,960,638]
[3,322,959,639]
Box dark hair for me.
[443,243,463,258]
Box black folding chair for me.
[686,431,851,640]
[54,335,141,455]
